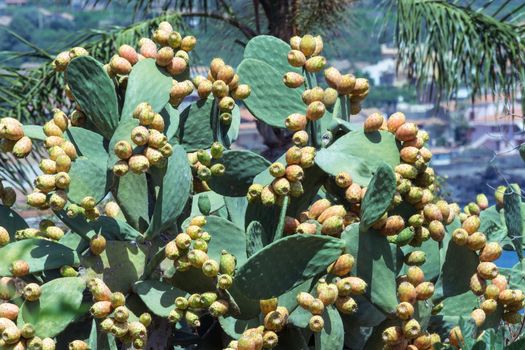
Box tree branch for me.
[180,11,257,38]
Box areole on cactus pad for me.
[0,21,524,350]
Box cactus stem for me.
[273,195,290,242]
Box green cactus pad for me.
[114,172,150,232]
[68,157,110,204]
[359,162,397,230]
[66,56,119,139]
[208,150,270,197]
[177,98,215,151]
[88,318,118,350]
[234,235,345,299]
[246,220,264,258]
[224,196,248,228]
[434,227,478,301]
[120,58,172,120]
[202,215,247,266]
[219,316,260,339]
[81,240,146,293]
[107,117,139,170]
[315,130,401,186]
[0,204,28,240]
[65,127,108,162]
[342,224,398,314]
[22,124,46,141]
[504,184,523,259]
[161,104,180,142]
[56,210,142,242]
[244,35,301,75]
[315,305,344,350]
[134,279,187,317]
[146,145,192,237]
[237,58,305,128]
[289,306,311,328]
[164,267,215,294]
[287,164,328,218]
[17,277,86,338]
[480,205,508,244]
[0,238,80,276]
[245,200,281,245]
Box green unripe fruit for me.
[396,301,414,320]
[27,336,43,350]
[110,292,126,309]
[285,146,302,165]
[110,321,129,338]
[337,74,356,95]
[42,338,56,350]
[321,215,344,237]
[404,251,426,266]
[309,315,324,333]
[208,142,224,159]
[202,259,220,277]
[283,72,304,88]
[114,306,129,323]
[139,312,152,327]
[175,233,192,250]
[220,250,236,276]
[231,84,251,100]
[287,49,306,67]
[165,241,180,260]
[60,265,78,277]
[128,321,147,340]
[2,325,21,344]
[403,319,421,339]
[468,202,481,216]
[217,274,233,290]
[382,326,402,345]
[260,186,276,206]
[271,178,290,196]
[188,249,209,269]
[299,34,316,56]
[200,292,218,308]
[129,155,150,174]
[247,183,263,202]
[219,96,235,112]
[212,80,229,98]
[185,310,200,328]
[112,160,129,176]
[337,277,367,296]
[39,159,57,174]
[300,146,316,168]
[23,283,41,302]
[54,154,71,173]
[210,163,225,176]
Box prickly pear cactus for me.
[0,24,524,350]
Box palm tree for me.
[1,0,524,191]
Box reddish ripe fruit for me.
[363,113,384,133]
[10,260,29,277]
[395,122,418,142]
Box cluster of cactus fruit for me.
[0,23,524,350]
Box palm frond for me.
[388,0,525,103]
